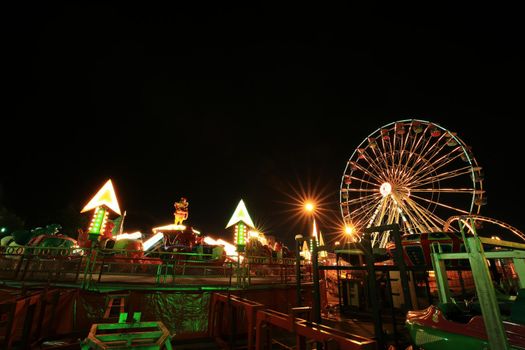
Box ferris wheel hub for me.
[380,182,392,197]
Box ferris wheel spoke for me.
[407,124,427,157]
[388,132,397,173]
[380,132,395,171]
[357,197,386,227]
[346,188,380,192]
[404,125,438,171]
[418,143,451,175]
[413,208,446,232]
[426,148,463,171]
[417,124,446,156]
[414,148,464,181]
[380,196,394,225]
[405,197,449,228]
[386,200,399,225]
[370,197,389,228]
[349,162,384,184]
[354,209,383,232]
[348,175,382,188]
[404,148,464,185]
[401,145,437,183]
[395,199,431,232]
[389,195,408,227]
[409,166,474,188]
[410,188,477,193]
[404,145,454,185]
[392,206,400,226]
[352,216,373,233]
[412,133,434,165]
[361,150,390,179]
[408,193,470,214]
[401,197,443,231]
[398,135,425,183]
[395,133,412,183]
[406,134,443,178]
[418,132,448,164]
[392,130,400,179]
[345,193,382,206]
[369,144,392,178]
[406,156,466,186]
[350,200,380,217]
[388,195,412,229]
[347,197,380,217]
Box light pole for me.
[303,201,322,324]
[295,234,304,306]
[311,236,321,324]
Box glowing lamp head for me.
[304,202,315,213]
[380,182,392,197]
[344,225,354,235]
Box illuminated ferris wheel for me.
[340,119,485,247]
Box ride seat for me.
[438,302,473,323]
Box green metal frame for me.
[81,313,172,350]
[430,217,525,350]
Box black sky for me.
[2,3,524,247]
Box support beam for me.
[430,249,451,304]
[465,237,510,350]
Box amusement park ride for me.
[1,118,524,350]
[0,180,289,285]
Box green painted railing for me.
[0,245,303,290]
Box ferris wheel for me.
[340,119,485,247]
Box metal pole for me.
[237,250,241,287]
[312,237,321,324]
[385,271,399,348]
[295,234,304,307]
[363,232,384,349]
[391,224,413,311]
[336,252,342,313]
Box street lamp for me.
[295,234,304,306]
[303,201,317,246]
[344,224,356,245]
[304,201,315,214]
[303,200,321,324]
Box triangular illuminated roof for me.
[81,179,121,215]
[226,199,255,228]
[319,230,325,246]
[312,219,318,240]
[302,240,309,252]
[319,231,328,258]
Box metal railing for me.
[0,246,306,290]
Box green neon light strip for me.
[237,222,245,245]
[89,207,107,234]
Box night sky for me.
[3,3,524,247]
